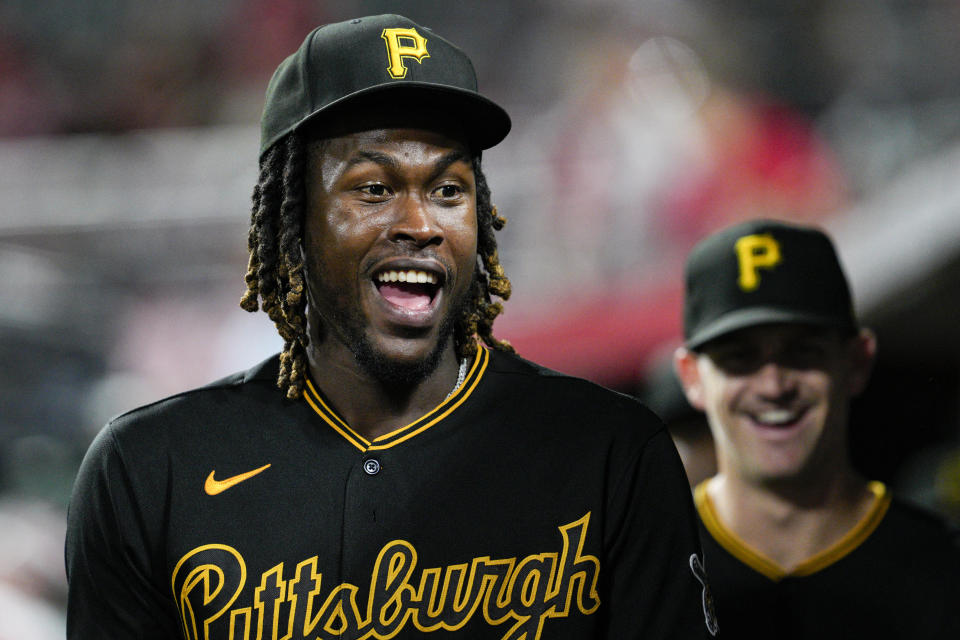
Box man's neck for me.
[306,343,464,441]
[707,468,877,571]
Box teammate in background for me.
[674,219,960,639]
[65,15,716,639]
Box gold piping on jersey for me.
[694,480,891,582]
[302,345,489,452]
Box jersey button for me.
[363,458,381,475]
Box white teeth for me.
[377,270,437,285]
[755,409,798,425]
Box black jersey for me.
[694,480,960,639]
[66,347,718,639]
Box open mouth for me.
[749,408,805,429]
[375,269,441,311]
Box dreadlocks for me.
[241,131,514,400]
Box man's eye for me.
[711,350,759,373]
[434,184,462,199]
[359,184,390,197]
[783,344,829,367]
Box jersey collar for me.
[694,479,891,581]
[302,345,490,452]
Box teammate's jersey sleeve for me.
[65,422,183,638]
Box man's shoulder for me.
[73,355,290,492]
[105,354,285,437]
[880,497,960,554]
[484,348,665,435]
[487,348,645,401]
[199,353,281,390]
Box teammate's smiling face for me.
[676,324,875,484]
[301,123,478,382]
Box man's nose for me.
[753,361,796,398]
[388,195,443,247]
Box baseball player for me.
[674,219,960,639]
[65,15,717,639]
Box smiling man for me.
[299,119,484,430]
[65,15,717,639]
[674,219,960,639]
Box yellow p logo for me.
[381,27,430,79]
[734,233,781,291]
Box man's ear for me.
[847,328,877,396]
[674,346,706,411]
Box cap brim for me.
[262,82,511,157]
[686,307,858,350]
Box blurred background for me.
[2,0,960,634]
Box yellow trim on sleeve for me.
[694,480,891,582]
[302,345,489,452]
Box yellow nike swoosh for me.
[204,463,271,495]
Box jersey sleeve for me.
[600,423,718,639]
[64,423,182,639]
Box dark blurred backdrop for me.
[2,1,960,634]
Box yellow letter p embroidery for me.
[382,28,430,79]
[734,233,781,291]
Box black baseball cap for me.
[259,14,511,158]
[683,219,858,349]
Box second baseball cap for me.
[683,219,858,349]
[259,14,511,158]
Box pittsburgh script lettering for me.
[171,513,599,640]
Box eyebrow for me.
[432,150,471,173]
[343,149,472,179]
[344,150,399,171]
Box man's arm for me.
[601,424,718,638]
[65,424,181,638]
